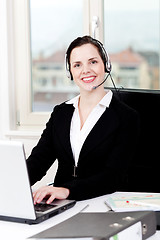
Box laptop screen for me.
[0,140,36,220]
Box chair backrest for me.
[114,89,160,192]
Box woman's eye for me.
[91,60,97,64]
[74,63,81,68]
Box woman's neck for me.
[79,89,106,109]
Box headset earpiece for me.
[105,52,112,73]
[66,69,72,79]
[65,53,73,80]
[96,40,112,73]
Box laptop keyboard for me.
[35,203,57,212]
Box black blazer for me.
[27,94,140,200]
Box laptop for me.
[0,140,76,224]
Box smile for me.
[81,76,96,83]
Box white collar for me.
[66,90,113,108]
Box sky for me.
[30,0,82,8]
[30,0,159,56]
[31,0,159,11]
[104,0,159,11]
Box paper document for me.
[109,221,142,240]
[105,192,160,212]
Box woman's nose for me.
[82,64,90,74]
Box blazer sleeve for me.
[27,107,58,186]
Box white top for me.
[66,90,113,166]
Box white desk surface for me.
[0,194,160,240]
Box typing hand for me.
[33,185,70,205]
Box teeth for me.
[82,77,95,81]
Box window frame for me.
[8,0,50,130]
[7,0,104,130]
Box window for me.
[30,0,83,112]
[8,0,159,130]
[10,0,103,129]
[104,0,160,90]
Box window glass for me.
[30,0,83,112]
[104,0,159,90]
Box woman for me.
[27,36,139,204]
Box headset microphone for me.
[92,73,110,90]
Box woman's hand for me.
[33,186,70,204]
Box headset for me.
[65,38,112,80]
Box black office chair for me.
[113,89,160,192]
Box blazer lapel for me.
[79,106,119,161]
[54,104,75,161]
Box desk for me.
[0,194,160,240]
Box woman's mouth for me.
[81,76,96,83]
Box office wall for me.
[0,0,9,140]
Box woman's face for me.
[70,43,105,92]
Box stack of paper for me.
[105,192,160,212]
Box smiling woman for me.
[27,36,140,202]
